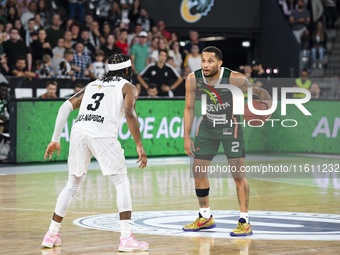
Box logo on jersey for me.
[197,81,222,107]
[98,85,103,89]
[180,0,214,23]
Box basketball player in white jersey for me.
[41,54,148,252]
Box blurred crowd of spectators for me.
[237,59,340,100]
[0,0,339,134]
[0,0,211,100]
[277,0,340,68]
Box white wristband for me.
[51,100,73,142]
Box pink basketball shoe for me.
[118,232,148,252]
[41,231,61,248]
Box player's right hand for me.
[184,138,195,157]
[44,141,61,160]
[136,145,147,169]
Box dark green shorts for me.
[194,122,245,161]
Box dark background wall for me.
[141,0,300,77]
[142,0,262,32]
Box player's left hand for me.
[44,141,61,160]
[136,144,147,169]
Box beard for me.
[203,66,219,78]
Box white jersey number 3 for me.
[87,93,105,111]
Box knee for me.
[110,174,130,191]
[194,178,209,189]
[234,178,248,187]
[66,182,81,197]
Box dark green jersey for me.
[195,67,242,130]
[0,97,8,115]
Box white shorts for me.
[68,128,127,177]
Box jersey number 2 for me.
[87,93,104,111]
[231,141,239,153]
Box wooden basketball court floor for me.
[0,153,340,255]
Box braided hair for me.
[101,53,131,82]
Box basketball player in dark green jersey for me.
[183,46,272,236]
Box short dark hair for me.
[28,18,35,23]
[202,46,222,60]
[29,1,36,7]
[76,41,84,46]
[16,55,26,61]
[46,80,58,87]
[0,82,9,88]
[148,83,158,90]
[35,59,42,67]
[301,69,308,73]
[96,49,104,56]
[159,49,168,56]
[120,28,128,33]
[64,49,74,56]
[81,26,90,33]
[75,83,85,89]
[42,54,51,63]
[70,21,81,30]
[10,27,19,33]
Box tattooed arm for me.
[68,87,86,110]
[44,87,86,160]
[230,71,272,108]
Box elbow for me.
[125,108,136,118]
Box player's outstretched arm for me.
[122,83,147,169]
[183,73,196,157]
[44,88,86,160]
[230,72,272,109]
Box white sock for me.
[49,220,61,235]
[120,220,131,238]
[200,207,211,219]
[240,212,249,223]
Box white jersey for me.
[72,77,128,138]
